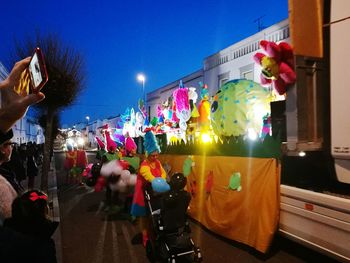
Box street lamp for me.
[85,116,90,148]
[137,73,146,106]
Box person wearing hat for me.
[95,136,106,161]
[121,135,140,217]
[101,129,121,213]
[0,139,19,225]
[131,129,169,247]
[102,129,120,162]
[122,135,140,173]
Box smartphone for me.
[14,47,48,96]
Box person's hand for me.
[0,58,45,133]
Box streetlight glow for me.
[137,73,145,83]
[137,73,146,107]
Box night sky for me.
[0,0,288,126]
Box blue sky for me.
[0,0,288,126]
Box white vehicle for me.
[279,1,350,262]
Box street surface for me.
[55,152,339,263]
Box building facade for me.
[12,116,45,145]
[0,61,9,108]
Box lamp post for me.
[85,116,90,148]
[137,73,146,107]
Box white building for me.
[146,19,290,118]
[12,116,45,144]
[0,61,9,108]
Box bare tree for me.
[14,33,85,191]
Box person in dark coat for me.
[26,142,39,189]
[0,140,24,194]
[1,143,26,185]
[3,189,58,263]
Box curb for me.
[48,160,63,263]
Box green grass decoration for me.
[156,134,281,158]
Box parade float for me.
[157,78,282,253]
[91,40,295,253]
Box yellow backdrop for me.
[160,154,281,253]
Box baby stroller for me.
[144,173,202,263]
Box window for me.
[242,71,253,80]
[218,72,230,89]
[279,31,283,41]
[240,64,254,80]
[219,78,229,87]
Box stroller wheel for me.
[194,248,202,262]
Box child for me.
[160,172,191,232]
[3,189,58,262]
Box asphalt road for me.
[54,152,339,263]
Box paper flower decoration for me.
[253,40,296,95]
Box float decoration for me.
[211,79,271,138]
[138,98,147,119]
[228,172,242,191]
[135,111,145,137]
[182,155,194,177]
[188,87,200,118]
[189,180,197,197]
[253,40,296,95]
[205,171,214,195]
[260,114,271,139]
[173,81,191,139]
[198,82,211,132]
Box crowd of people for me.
[2,142,43,190]
[0,58,58,262]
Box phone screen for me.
[28,52,43,89]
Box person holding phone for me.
[0,57,45,144]
[0,57,45,222]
